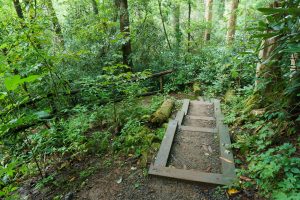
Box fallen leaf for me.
[219,157,233,163]
[69,177,76,182]
[116,177,123,184]
[240,176,252,182]
[208,146,213,153]
[205,166,212,172]
[227,188,239,196]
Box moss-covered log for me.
[193,82,201,96]
[150,99,174,124]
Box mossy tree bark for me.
[118,0,133,71]
[45,0,64,46]
[226,0,239,44]
[150,99,174,125]
[158,0,172,50]
[91,0,99,15]
[187,0,192,52]
[204,0,213,41]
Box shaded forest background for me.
[0,0,299,199]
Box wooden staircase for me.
[149,98,236,185]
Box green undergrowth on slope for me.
[222,88,300,199]
[0,94,169,199]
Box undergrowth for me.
[223,89,300,199]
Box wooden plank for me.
[213,99,236,178]
[213,99,224,120]
[219,124,236,177]
[149,165,236,185]
[175,111,185,125]
[180,126,217,133]
[153,120,178,167]
[197,96,204,101]
[182,99,190,115]
[190,100,213,106]
[186,115,215,121]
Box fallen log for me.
[193,82,201,96]
[150,99,174,124]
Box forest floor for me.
[19,94,260,200]
[75,98,228,200]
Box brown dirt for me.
[74,100,226,200]
[168,102,221,173]
[169,130,221,173]
[188,102,214,117]
[183,117,216,128]
[75,164,228,200]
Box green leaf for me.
[0,92,7,100]
[258,8,300,15]
[291,168,300,174]
[34,111,50,119]
[21,75,40,83]
[4,75,21,91]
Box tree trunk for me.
[119,0,133,70]
[45,0,64,45]
[13,0,24,19]
[158,0,172,50]
[91,0,99,15]
[187,0,192,52]
[226,0,239,44]
[255,1,280,89]
[204,0,213,41]
[150,99,174,125]
[173,3,181,51]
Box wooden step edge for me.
[180,126,217,133]
[175,111,185,125]
[185,115,216,121]
[181,99,190,115]
[153,120,178,167]
[190,100,213,106]
[149,165,236,185]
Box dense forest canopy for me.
[0,0,299,199]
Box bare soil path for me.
[76,99,230,200]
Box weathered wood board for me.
[149,98,236,185]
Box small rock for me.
[64,192,74,200]
[116,177,123,184]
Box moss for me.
[193,82,201,96]
[150,99,174,124]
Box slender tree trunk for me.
[255,1,280,89]
[187,0,192,52]
[158,0,172,50]
[45,0,64,45]
[226,0,239,44]
[119,0,133,70]
[204,0,213,41]
[173,3,181,51]
[13,0,24,19]
[91,0,99,15]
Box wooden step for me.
[190,100,213,106]
[149,165,236,185]
[180,126,217,133]
[182,99,190,115]
[185,115,215,121]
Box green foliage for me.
[0,0,299,198]
[247,143,300,198]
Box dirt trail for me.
[75,164,227,200]
[76,100,228,200]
